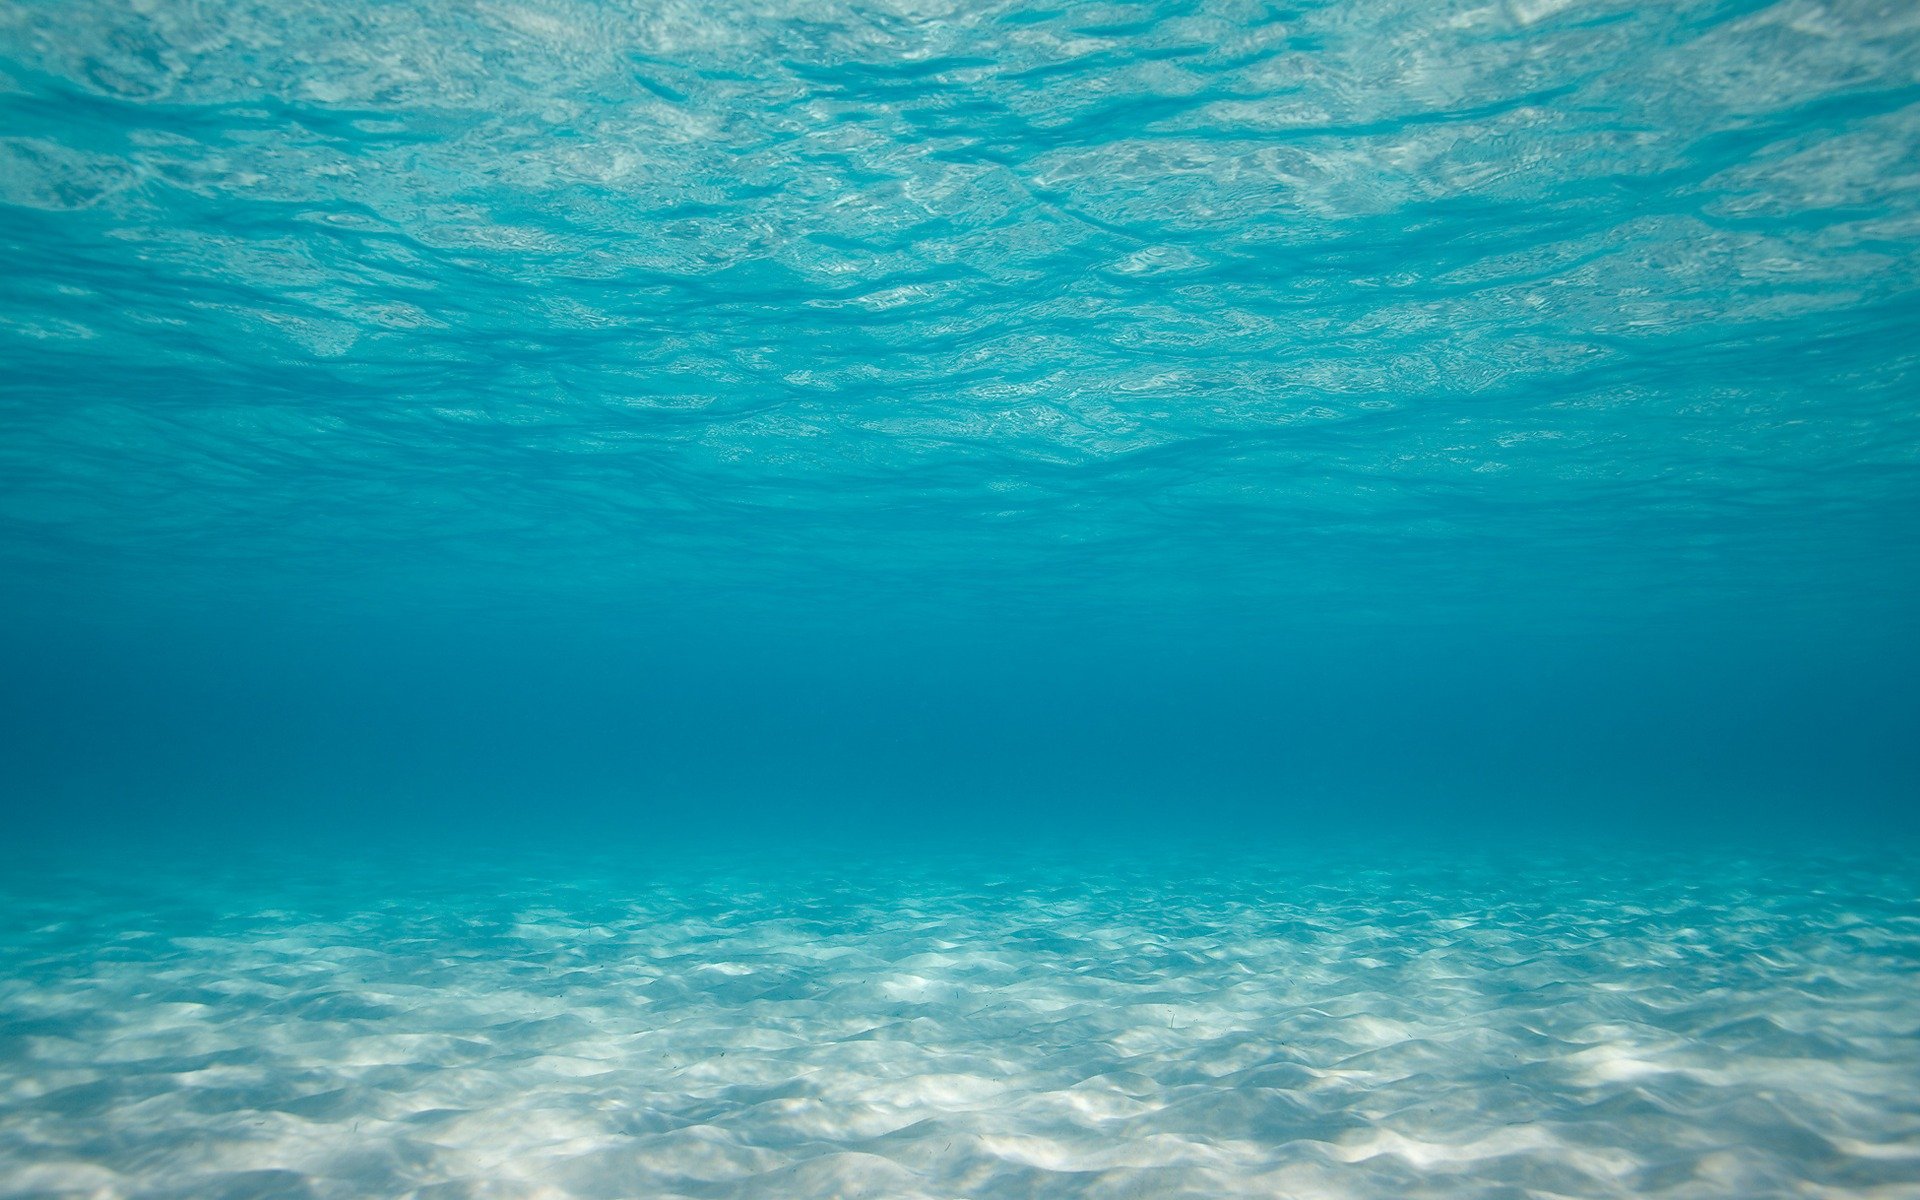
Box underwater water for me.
[3,845,1920,1199]
[3,0,1920,1195]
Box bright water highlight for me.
[4,0,1918,642]
[5,846,1920,1199]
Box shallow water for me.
[5,0,1919,827]
[4,846,1919,1199]
[4,0,1918,643]
[4,0,1920,1194]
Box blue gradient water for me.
[2,0,1919,1195]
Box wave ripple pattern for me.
[3,851,1918,1199]
[3,1,1918,625]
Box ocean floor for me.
[2,842,1917,1199]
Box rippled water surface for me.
[3,0,1917,632]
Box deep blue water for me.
[2,0,1919,1194]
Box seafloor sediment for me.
[1,845,1916,1199]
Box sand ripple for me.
[2,847,1917,1198]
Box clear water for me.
[2,0,1919,1195]
[5,845,1920,1199]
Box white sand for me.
[1,846,1916,1198]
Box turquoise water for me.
[3,0,1920,1194]
[4,845,1920,1198]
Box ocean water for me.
[4,845,1920,1199]
[3,0,1920,1195]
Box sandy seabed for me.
[1,843,1917,1199]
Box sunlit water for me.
[4,0,1920,1196]
[4,0,1917,636]
[4,846,1919,1199]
